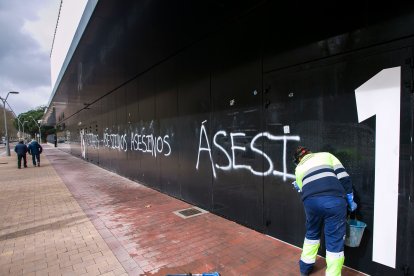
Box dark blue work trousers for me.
[299,196,347,274]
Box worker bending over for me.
[292,146,358,276]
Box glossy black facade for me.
[49,1,414,274]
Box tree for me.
[0,105,17,140]
[15,106,55,142]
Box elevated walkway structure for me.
[44,1,414,274]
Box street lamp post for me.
[22,120,28,141]
[18,120,22,138]
[30,116,42,143]
[0,91,19,156]
[14,117,22,138]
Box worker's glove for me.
[292,181,301,193]
[346,193,357,212]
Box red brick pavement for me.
[45,146,365,276]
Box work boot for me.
[38,163,40,167]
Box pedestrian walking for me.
[14,140,28,169]
[28,138,43,167]
[292,146,358,276]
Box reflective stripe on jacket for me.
[295,152,352,201]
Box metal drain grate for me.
[180,208,201,217]
[173,207,208,219]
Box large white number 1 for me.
[355,67,400,268]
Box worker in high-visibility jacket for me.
[292,146,357,276]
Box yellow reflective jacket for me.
[295,152,352,200]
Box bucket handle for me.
[347,210,358,221]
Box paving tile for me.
[0,150,126,276]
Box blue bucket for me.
[345,219,367,247]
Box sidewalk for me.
[0,145,364,276]
[0,147,126,276]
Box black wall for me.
[52,1,414,274]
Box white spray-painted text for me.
[196,120,300,180]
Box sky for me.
[0,0,61,115]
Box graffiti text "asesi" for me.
[196,120,300,180]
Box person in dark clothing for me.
[14,140,28,169]
[28,139,43,167]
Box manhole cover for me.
[173,207,208,219]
